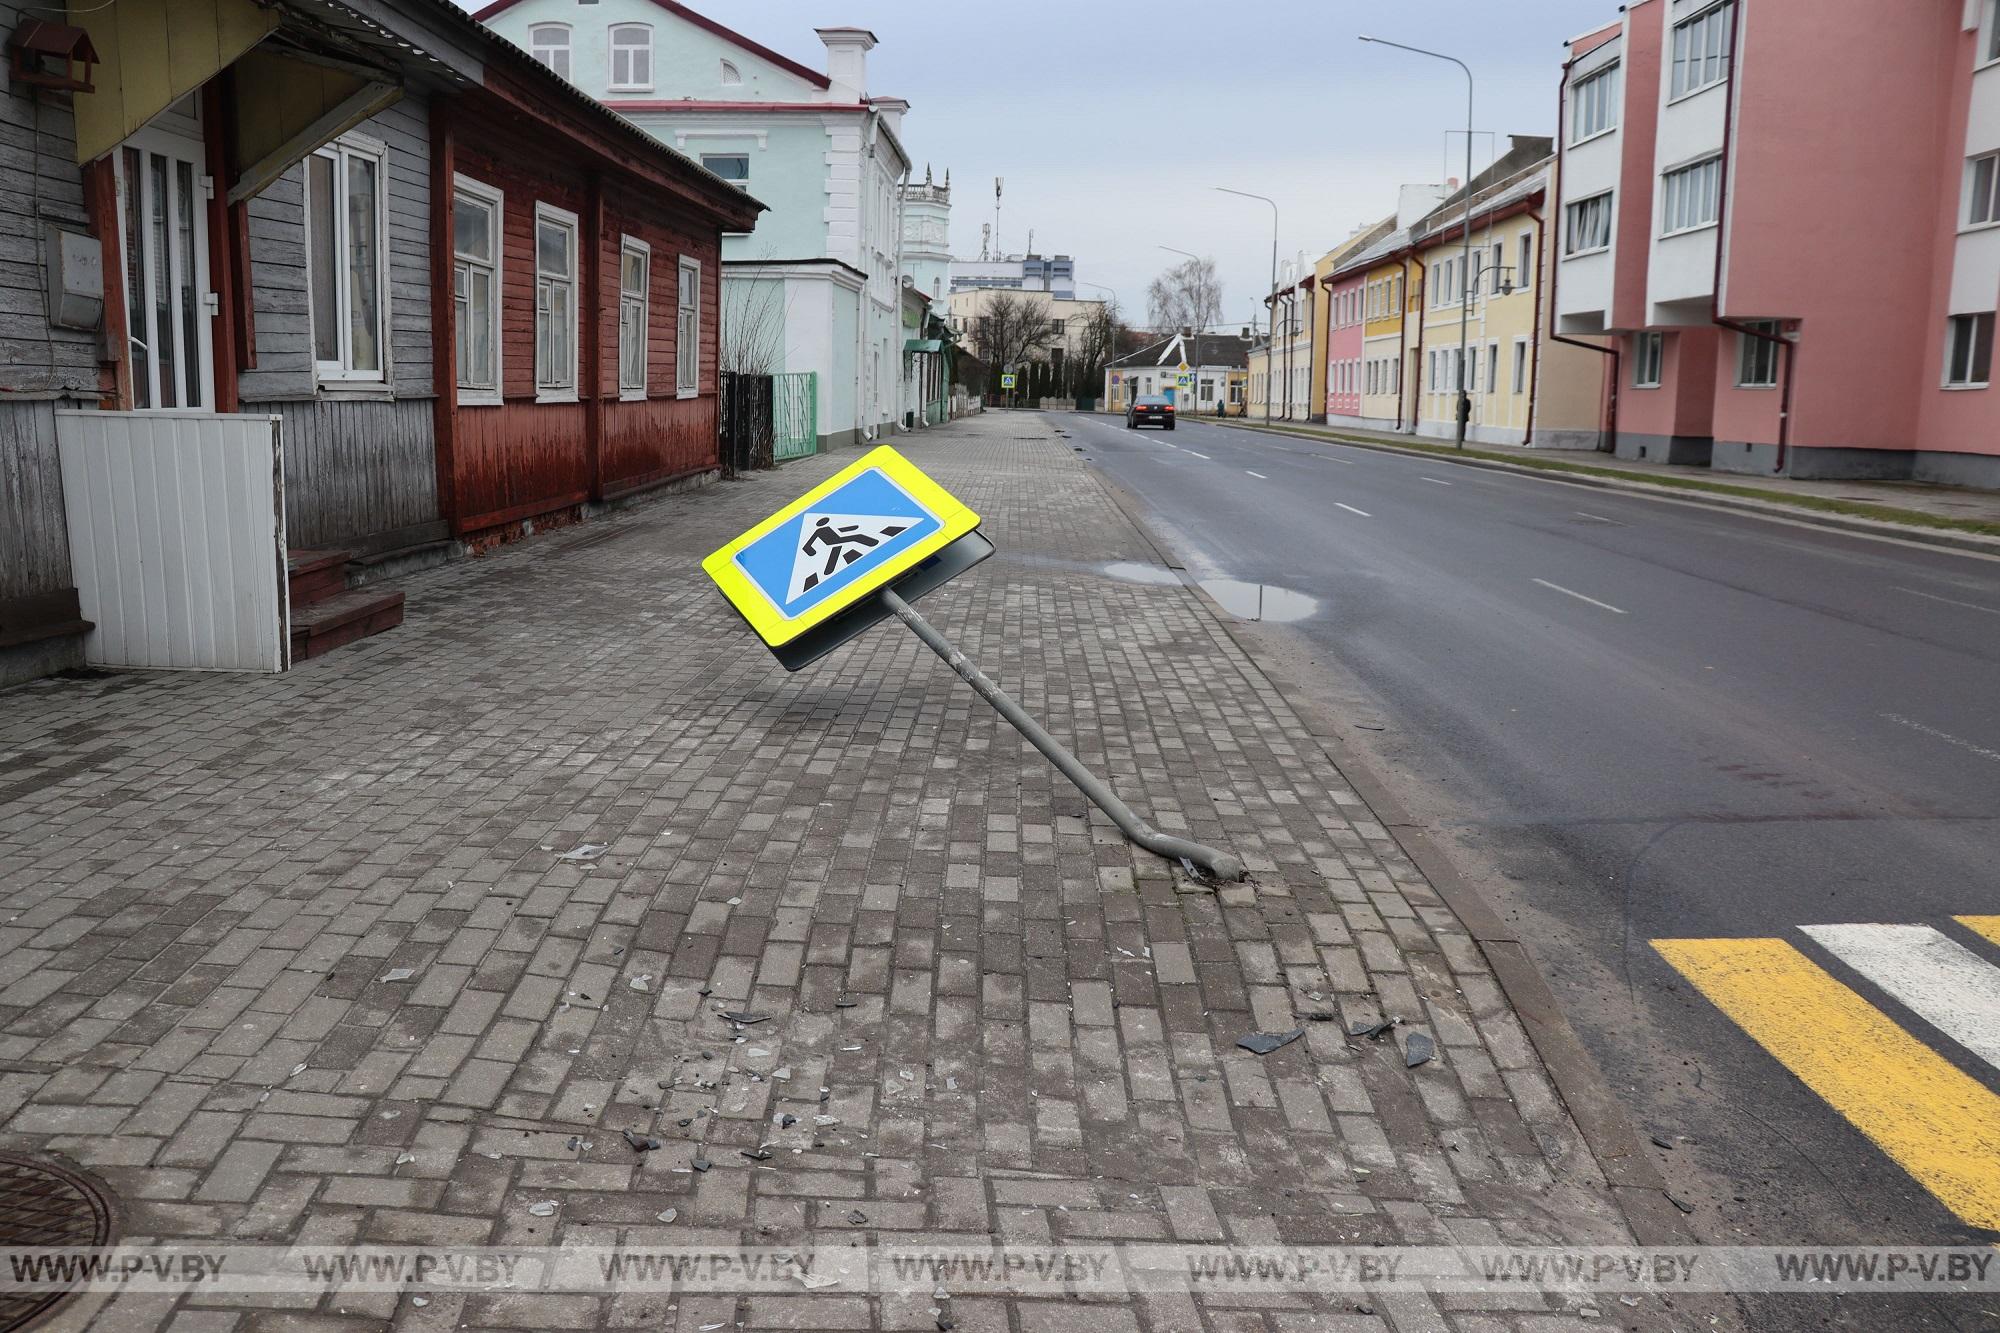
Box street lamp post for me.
[1360,35,1475,448]
[1215,187,1279,424]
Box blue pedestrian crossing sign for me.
[703,446,982,653]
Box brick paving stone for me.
[0,413,1670,1331]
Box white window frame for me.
[608,23,653,92]
[676,254,702,399]
[1966,151,2000,230]
[720,58,742,85]
[1736,320,1781,389]
[533,201,579,403]
[1512,338,1529,394]
[1486,343,1500,396]
[1986,0,2000,67]
[1571,63,1620,143]
[1517,229,1534,291]
[452,174,503,406]
[1634,331,1665,388]
[304,132,390,386]
[1565,191,1614,256]
[1944,312,1994,388]
[1660,156,1723,236]
[528,23,571,79]
[618,235,651,400]
[1669,2,1733,102]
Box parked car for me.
[1126,395,1176,430]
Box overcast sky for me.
[470,0,1620,330]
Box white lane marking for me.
[1245,471,1267,479]
[1160,441,1179,450]
[1334,503,1372,518]
[1186,451,1211,460]
[1894,586,2000,616]
[1420,477,1452,486]
[1802,924,2000,1074]
[1880,712,2000,764]
[1531,578,1627,614]
[1575,511,1620,524]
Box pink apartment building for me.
[1325,270,1369,421]
[1554,0,2000,484]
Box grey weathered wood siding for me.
[279,397,438,551]
[0,1,101,401]
[0,401,71,601]
[238,92,439,550]
[239,91,434,400]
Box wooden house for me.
[0,0,761,683]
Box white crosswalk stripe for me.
[1801,922,2000,1074]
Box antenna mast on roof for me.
[994,177,1003,258]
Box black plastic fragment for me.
[1236,1028,1305,1055]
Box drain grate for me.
[0,1153,116,1332]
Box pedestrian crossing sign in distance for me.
[702,445,981,650]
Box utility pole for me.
[1360,36,1475,447]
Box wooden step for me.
[288,549,356,609]
[289,587,404,662]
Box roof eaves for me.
[472,0,832,90]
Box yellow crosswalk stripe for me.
[1653,936,2000,1231]
[1955,916,2000,950]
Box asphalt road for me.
[1064,409,2000,1327]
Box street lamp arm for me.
[1357,35,1471,84]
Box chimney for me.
[870,96,908,137]
[815,27,877,103]
[1240,326,1249,338]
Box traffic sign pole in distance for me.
[703,447,1246,883]
[876,585,1245,883]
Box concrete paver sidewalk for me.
[1,414,1698,1331]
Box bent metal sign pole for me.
[702,446,1245,882]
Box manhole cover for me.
[0,1153,116,1332]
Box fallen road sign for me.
[702,445,980,652]
[701,446,1243,882]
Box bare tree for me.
[1067,301,1128,400]
[1147,257,1225,334]
[968,291,1052,381]
[720,276,788,376]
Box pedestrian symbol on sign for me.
[791,513,912,598]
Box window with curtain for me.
[676,256,701,397]
[1661,157,1723,234]
[453,178,501,401]
[609,24,652,90]
[1737,320,1781,388]
[1946,313,1994,387]
[1670,3,1732,99]
[619,237,650,396]
[535,205,578,398]
[1571,63,1620,140]
[306,137,385,382]
[528,24,571,78]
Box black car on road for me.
[1126,394,1176,430]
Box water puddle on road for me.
[1198,579,1318,622]
[1099,562,1183,587]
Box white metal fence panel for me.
[55,411,288,672]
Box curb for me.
[1077,448,1696,1249]
[1192,419,2000,559]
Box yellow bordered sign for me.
[701,446,981,647]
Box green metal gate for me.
[772,372,818,461]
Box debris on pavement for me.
[527,1201,558,1217]
[556,843,608,861]
[1349,1018,1398,1041]
[622,1129,662,1153]
[379,968,415,983]
[721,1011,769,1024]
[656,1208,678,1223]
[1236,1028,1305,1055]
[1404,1033,1436,1068]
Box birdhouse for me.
[8,18,99,93]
